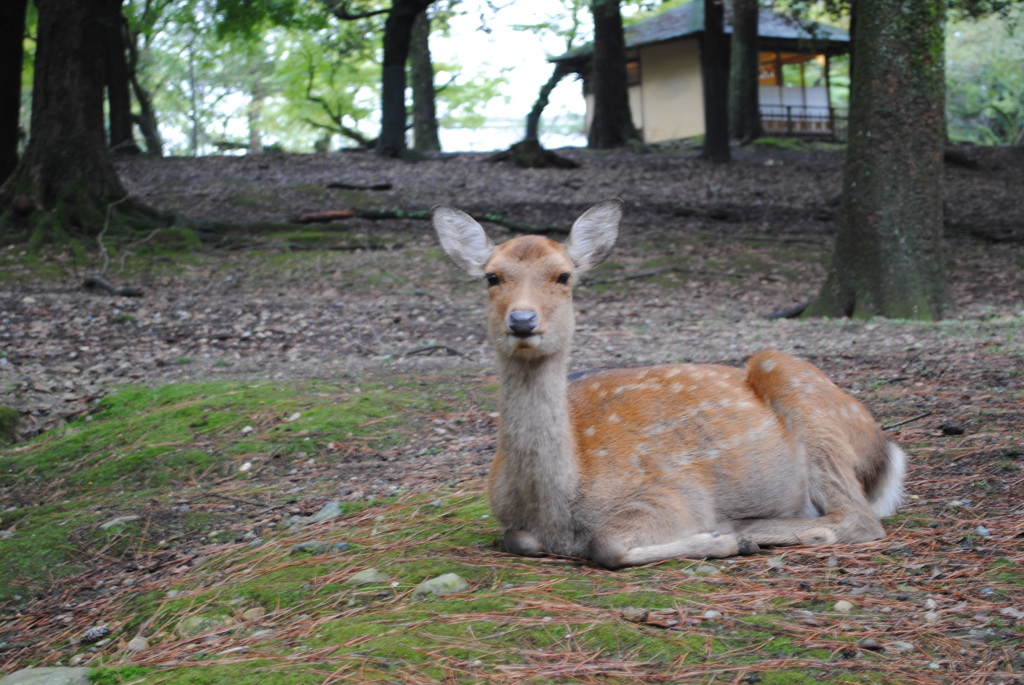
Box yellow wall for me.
[636,39,705,142]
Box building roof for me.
[552,0,849,63]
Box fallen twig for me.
[766,300,812,320]
[882,412,933,431]
[405,345,464,357]
[326,181,393,191]
[81,275,144,297]
[293,207,567,235]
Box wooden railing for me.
[759,105,848,142]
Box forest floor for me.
[1,140,1022,683]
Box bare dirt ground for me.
[1,145,1023,679]
[2,142,1024,506]
[4,144,1023,441]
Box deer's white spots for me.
[760,359,776,373]
[607,413,622,424]
[583,426,596,437]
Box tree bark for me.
[409,10,440,152]
[701,0,731,161]
[0,0,162,240]
[525,62,572,142]
[728,0,762,142]
[248,77,265,155]
[103,0,139,154]
[587,0,640,149]
[377,0,435,158]
[125,18,164,156]
[0,0,28,183]
[805,0,948,320]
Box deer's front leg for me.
[504,529,545,557]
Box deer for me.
[431,198,906,569]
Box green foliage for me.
[946,7,1024,145]
[117,0,508,154]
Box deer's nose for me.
[507,310,539,337]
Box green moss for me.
[0,405,18,445]
[91,662,325,685]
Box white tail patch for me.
[871,442,907,517]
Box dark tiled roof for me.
[553,0,848,62]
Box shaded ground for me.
[1,143,1022,682]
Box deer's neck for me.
[494,351,580,542]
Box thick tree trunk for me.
[805,0,947,320]
[701,0,731,161]
[0,0,162,240]
[103,0,139,154]
[378,0,434,158]
[409,11,440,152]
[525,62,572,142]
[728,0,762,142]
[587,0,640,149]
[0,0,28,183]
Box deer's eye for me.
[556,272,571,285]
[485,273,500,287]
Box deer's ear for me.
[432,205,496,277]
[564,199,622,273]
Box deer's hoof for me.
[737,538,760,556]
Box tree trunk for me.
[125,19,163,156]
[0,0,162,240]
[701,0,731,161]
[728,0,762,142]
[805,0,947,320]
[525,62,572,142]
[409,10,440,152]
[0,0,28,183]
[587,0,640,149]
[248,77,264,155]
[378,0,434,158]
[103,0,139,154]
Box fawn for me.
[432,199,906,569]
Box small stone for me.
[241,425,254,435]
[765,556,785,570]
[939,423,965,436]
[857,637,883,651]
[175,616,225,639]
[833,600,854,614]
[290,541,330,555]
[924,598,938,610]
[702,610,723,619]
[890,640,915,653]
[621,607,649,623]
[126,636,148,653]
[0,666,92,684]
[695,564,718,575]
[241,607,266,621]
[305,501,343,524]
[975,525,991,538]
[345,568,390,586]
[412,572,469,599]
[80,626,110,644]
